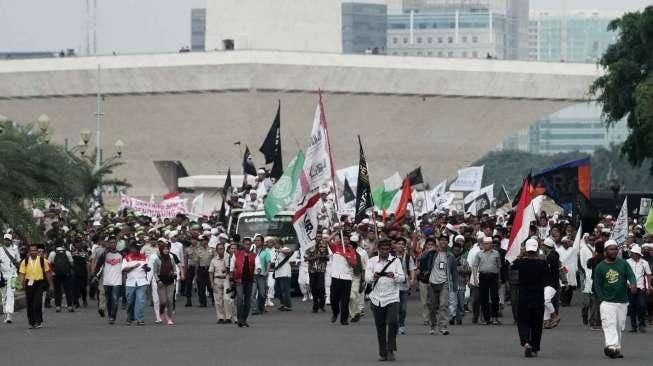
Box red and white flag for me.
[293,194,321,251]
[506,176,545,262]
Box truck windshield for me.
[236,215,298,251]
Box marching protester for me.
[122,242,149,326]
[272,240,293,311]
[349,233,368,322]
[154,242,182,325]
[420,234,457,335]
[209,242,232,323]
[18,243,54,329]
[231,241,256,327]
[48,242,75,313]
[252,234,271,315]
[393,236,416,334]
[98,236,123,324]
[328,233,358,325]
[512,238,549,358]
[366,239,405,362]
[305,238,329,313]
[473,236,502,325]
[593,239,637,358]
[625,244,651,333]
[1,233,20,323]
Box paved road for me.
[1,293,649,366]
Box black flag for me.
[343,177,355,203]
[259,102,283,180]
[355,135,373,223]
[223,167,232,197]
[407,167,424,186]
[242,145,257,176]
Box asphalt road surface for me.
[1,293,650,366]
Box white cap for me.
[257,168,266,174]
[482,237,493,244]
[218,233,229,240]
[167,230,178,239]
[361,218,370,225]
[631,245,642,255]
[543,238,555,248]
[476,232,486,240]
[350,233,360,243]
[525,238,539,252]
[606,215,613,220]
[454,234,465,242]
[604,239,618,248]
[445,223,456,232]
[3,233,12,240]
[210,228,219,235]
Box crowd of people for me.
[1,183,652,362]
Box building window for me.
[392,37,398,44]
[472,36,478,43]
[448,36,453,44]
[462,51,467,57]
[428,51,433,56]
[472,51,478,58]
[428,37,433,44]
[437,51,443,57]
[403,52,408,56]
[438,37,443,44]
[417,37,422,44]
[417,51,423,56]
[448,51,454,57]
[462,36,468,43]
[392,52,398,56]
[403,37,408,44]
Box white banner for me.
[293,194,321,251]
[120,194,188,218]
[639,198,652,216]
[299,102,333,198]
[464,184,494,215]
[433,180,447,197]
[448,166,484,192]
[610,198,628,246]
[434,191,455,210]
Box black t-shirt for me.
[242,254,254,283]
[513,257,549,304]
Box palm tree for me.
[0,119,84,240]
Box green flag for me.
[264,150,305,221]
[646,206,653,234]
[372,185,399,211]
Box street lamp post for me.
[94,65,104,172]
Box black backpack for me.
[53,250,71,277]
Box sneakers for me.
[67,306,74,313]
[398,326,406,335]
[302,295,308,302]
[440,329,450,335]
[491,318,502,325]
[34,323,44,329]
[387,352,395,361]
[524,344,533,358]
[137,321,146,326]
[3,314,12,324]
[429,327,435,335]
[167,319,175,325]
[98,309,106,318]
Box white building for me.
[204,0,342,53]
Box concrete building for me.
[499,103,628,155]
[190,8,206,52]
[204,0,342,53]
[0,50,599,195]
[388,0,529,60]
[528,10,618,63]
[342,3,388,54]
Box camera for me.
[141,264,151,273]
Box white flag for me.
[434,192,455,210]
[433,180,447,197]
[293,194,321,251]
[336,165,358,186]
[610,198,628,246]
[298,102,333,198]
[191,193,205,214]
[449,166,484,192]
[383,172,403,191]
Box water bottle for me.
[10,275,18,289]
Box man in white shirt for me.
[0,233,20,323]
[122,243,150,325]
[273,243,293,311]
[626,245,651,333]
[580,234,595,326]
[366,239,405,362]
[100,238,123,324]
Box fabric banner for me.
[384,172,403,191]
[264,150,305,221]
[448,166,484,192]
[433,191,455,210]
[639,198,652,216]
[298,102,333,198]
[293,194,321,251]
[610,198,628,246]
[120,194,188,218]
[464,184,494,215]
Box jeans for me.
[125,285,147,322]
[253,274,268,313]
[236,282,254,324]
[25,280,46,326]
[450,289,465,322]
[398,290,409,327]
[479,273,499,321]
[330,278,352,323]
[276,276,292,308]
[104,285,122,320]
[53,273,74,308]
[309,272,326,311]
[628,289,647,329]
[518,303,545,352]
[371,302,399,358]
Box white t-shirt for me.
[626,258,652,289]
[103,251,124,286]
[274,249,292,278]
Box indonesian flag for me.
[163,191,181,201]
[506,175,545,262]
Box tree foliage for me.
[475,145,653,205]
[590,6,653,172]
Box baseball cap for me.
[525,238,539,252]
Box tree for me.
[590,6,653,173]
[0,120,84,240]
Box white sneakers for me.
[3,314,12,323]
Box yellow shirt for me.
[19,257,51,281]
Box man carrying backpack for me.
[19,244,54,329]
[48,242,75,313]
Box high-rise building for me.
[498,103,628,155]
[528,10,618,63]
[387,0,529,60]
[342,3,388,54]
[191,8,206,52]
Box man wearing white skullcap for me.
[593,239,637,358]
[625,244,651,333]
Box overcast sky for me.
[0,0,650,54]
